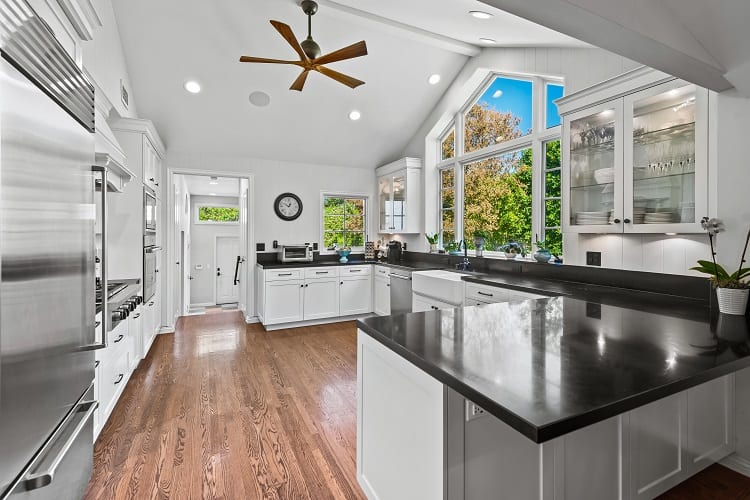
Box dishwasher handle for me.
[390,273,412,281]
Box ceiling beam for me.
[478,0,733,92]
[313,0,480,57]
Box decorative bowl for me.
[337,249,352,263]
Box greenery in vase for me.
[444,241,458,253]
[425,233,439,245]
[691,218,750,289]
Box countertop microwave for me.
[278,244,313,263]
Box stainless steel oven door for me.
[144,186,156,233]
[143,247,157,301]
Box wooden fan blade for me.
[315,65,365,89]
[313,40,367,66]
[239,56,301,65]
[270,20,308,62]
[290,70,310,92]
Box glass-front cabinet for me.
[376,157,422,234]
[379,173,407,232]
[561,70,708,234]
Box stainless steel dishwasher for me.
[389,269,413,315]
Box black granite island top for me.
[356,295,750,443]
[256,259,444,272]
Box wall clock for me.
[274,192,303,221]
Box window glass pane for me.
[546,83,564,128]
[324,215,344,230]
[544,139,561,170]
[464,76,533,153]
[545,199,561,227]
[463,148,532,249]
[324,232,344,248]
[545,170,561,198]
[346,232,365,247]
[197,206,239,222]
[441,168,454,189]
[345,198,364,215]
[440,169,455,244]
[543,229,563,256]
[324,197,345,214]
[345,216,364,231]
[441,129,455,160]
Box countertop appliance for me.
[389,269,413,315]
[278,244,314,263]
[0,1,99,498]
[387,241,403,264]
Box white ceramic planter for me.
[429,243,437,253]
[716,287,749,315]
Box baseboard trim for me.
[261,313,376,331]
[720,453,750,477]
[190,302,215,308]
[245,315,259,324]
[159,326,174,334]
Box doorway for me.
[215,235,240,305]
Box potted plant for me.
[691,218,750,315]
[533,237,552,263]
[473,231,488,257]
[499,241,526,260]
[444,241,460,255]
[425,233,439,253]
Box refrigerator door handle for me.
[21,400,98,492]
[87,166,108,350]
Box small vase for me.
[716,287,749,315]
[534,249,552,263]
[429,243,437,253]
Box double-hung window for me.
[436,73,564,256]
[322,195,367,250]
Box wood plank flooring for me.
[84,310,750,499]
[84,312,365,499]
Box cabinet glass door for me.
[566,103,621,231]
[392,174,406,231]
[379,176,391,232]
[627,83,699,229]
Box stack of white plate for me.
[643,211,674,224]
[678,202,695,223]
[576,210,611,225]
[633,207,647,224]
[593,168,615,184]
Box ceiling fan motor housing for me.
[301,38,321,59]
[301,0,318,16]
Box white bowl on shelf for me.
[593,168,615,184]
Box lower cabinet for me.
[265,280,304,324]
[127,305,142,370]
[412,292,458,312]
[374,277,391,316]
[304,277,340,320]
[340,276,372,316]
[94,319,132,439]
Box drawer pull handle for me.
[279,273,293,276]
[316,271,327,275]
[350,269,362,272]
[132,313,140,319]
[114,374,124,384]
[114,334,124,343]
[477,291,493,297]
[95,360,100,368]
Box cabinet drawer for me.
[465,284,510,303]
[375,265,391,278]
[304,267,339,279]
[98,348,129,419]
[341,265,371,276]
[266,269,302,281]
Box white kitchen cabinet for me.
[340,276,372,316]
[265,280,304,324]
[128,305,143,370]
[465,283,511,304]
[376,157,422,234]
[374,276,391,316]
[686,375,734,474]
[558,67,709,235]
[304,277,340,320]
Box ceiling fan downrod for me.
[300,0,321,59]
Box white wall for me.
[189,195,239,305]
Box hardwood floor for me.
[84,310,750,499]
[84,312,365,499]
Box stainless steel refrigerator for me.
[0,0,98,498]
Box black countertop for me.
[256,259,444,272]
[357,283,750,443]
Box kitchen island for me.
[356,289,750,499]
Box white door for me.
[340,277,372,316]
[215,236,239,304]
[304,278,339,320]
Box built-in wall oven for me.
[143,186,159,301]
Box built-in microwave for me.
[278,244,314,263]
[144,186,156,233]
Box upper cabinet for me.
[559,68,709,234]
[111,118,166,198]
[376,157,422,234]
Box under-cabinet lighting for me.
[665,232,677,236]
[209,193,217,196]
[600,109,614,117]
[469,10,493,19]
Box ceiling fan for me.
[239,0,368,92]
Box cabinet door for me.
[687,375,734,473]
[391,173,406,232]
[128,307,143,369]
[265,281,304,324]
[626,392,688,499]
[378,175,392,232]
[340,277,372,316]
[623,81,708,234]
[374,278,391,316]
[303,278,339,320]
[563,100,624,234]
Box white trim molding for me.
[721,454,750,478]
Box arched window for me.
[436,73,563,257]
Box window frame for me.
[193,202,240,225]
[435,72,564,258]
[319,192,369,254]
[542,138,563,255]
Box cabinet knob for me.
[614,218,621,224]
[624,218,631,224]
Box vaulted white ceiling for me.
[112,0,584,168]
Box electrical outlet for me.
[256,243,265,252]
[586,251,602,267]
[466,400,487,421]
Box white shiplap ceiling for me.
[112,0,583,168]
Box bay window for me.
[436,73,563,255]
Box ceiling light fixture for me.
[249,91,271,107]
[479,37,496,44]
[469,10,493,19]
[349,110,361,121]
[428,74,441,85]
[184,80,201,94]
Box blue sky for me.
[475,77,565,132]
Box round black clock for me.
[274,192,303,221]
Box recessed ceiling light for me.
[184,80,201,94]
[469,10,493,19]
[349,110,361,121]
[249,91,271,107]
[428,74,441,85]
[479,37,496,44]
